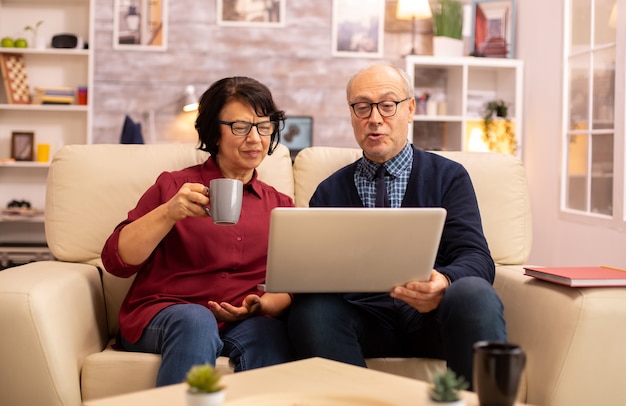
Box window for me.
[562,0,622,220]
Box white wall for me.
[518,0,626,268]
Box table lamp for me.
[183,85,199,112]
[609,2,617,29]
[396,0,432,55]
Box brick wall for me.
[92,0,433,148]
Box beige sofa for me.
[1,143,625,406]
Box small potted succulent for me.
[185,364,226,406]
[428,368,469,405]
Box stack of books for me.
[32,86,75,105]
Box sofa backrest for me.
[46,143,294,265]
[293,147,532,266]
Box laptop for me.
[260,207,447,293]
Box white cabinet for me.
[0,0,93,254]
[404,56,523,157]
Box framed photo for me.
[470,0,515,59]
[11,131,34,161]
[282,116,313,160]
[217,0,285,27]
[331,0,384,58]
[113,0,168,50]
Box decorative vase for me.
[33,34,46,50]
[185,390,226,406]
[433,36,464,57]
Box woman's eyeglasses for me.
[219,120,277,136]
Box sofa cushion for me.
[81,340,234,401]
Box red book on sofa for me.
[524,266,626,287]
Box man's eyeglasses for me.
[219,120,277,136]
[349,98,411,119]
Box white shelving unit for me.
[0,0,93,258]
[404,56,524,158]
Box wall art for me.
[113,0,168,50]
[282,116,313,160]
[470,0,515,58]
[217,0,285,27]
[332,0,384,58]
[11,131,34,161]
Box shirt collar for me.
[358,143,413,180]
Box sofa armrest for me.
[495,265,626,406]
[0,261,108,406]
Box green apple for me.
[14,38,28,48]
[1,37,14,47]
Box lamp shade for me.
[396,0,432,20]
[609,3,617,29]
[183,85,199,112]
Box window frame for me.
[561,0,626,228]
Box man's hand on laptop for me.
[390,270,449,313]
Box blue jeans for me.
[120,304,293,386]
[287,277,506,389]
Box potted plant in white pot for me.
[431,0,464,57]
[24,20,45,49]
[185,364,226,406]
[428,368,469,405]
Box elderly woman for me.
[101,77,294,386]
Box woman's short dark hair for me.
[195,76,285,156]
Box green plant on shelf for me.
[482,99,516,155]
[431,0,464,40]
[24,20,44,37]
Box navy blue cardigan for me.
[309,145,495,283]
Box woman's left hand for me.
[207,294,262,322]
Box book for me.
[34,86,75,95]
[33,96,74,104]
[31,86,76,104]
[524,266,626,287]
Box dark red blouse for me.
[101,157,294,343]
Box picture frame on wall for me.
[218,0,285,27]
[113,0,168,50]
[470,0,515,59]
[331,0,384,58]
[282,116,313,160]
[11,131,34,161]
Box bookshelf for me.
[405,56,523,158]
[0,0,94,261]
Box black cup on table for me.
[473,341,526,406]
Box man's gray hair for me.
[346,63,414,102]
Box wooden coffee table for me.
[82,357,527,405]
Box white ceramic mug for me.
[208,178,243,225]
